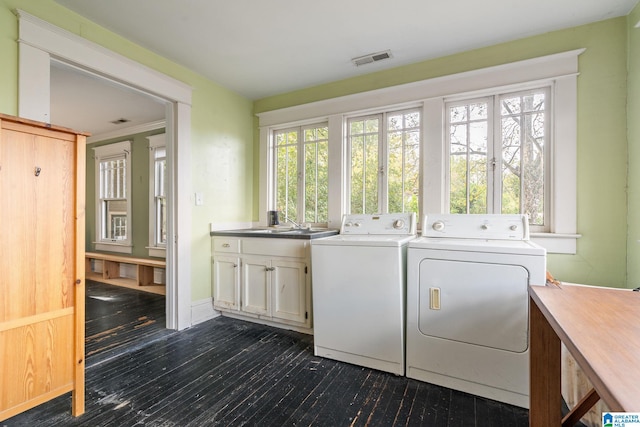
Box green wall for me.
[1,0,638,295]
[627,3,640,288]
[255,18,632,288]
[86,129,165,258]
[0,0,254,302]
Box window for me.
[148,134,167,257]
[348,108,421,215]
[259,50,581,253]
[272,123,328,225]
[93,141,132,253]
[446,88,550,231]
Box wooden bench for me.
[85,252,166,288]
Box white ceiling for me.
[50,61,166,137]
[49,0,638,135]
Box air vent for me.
[351,50,392,67]
[110,118,131,125]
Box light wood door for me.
[0,115,85,421]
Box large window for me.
[94,141,132,253]
[446,88,549,230]
[348,109,421,215]
[259,50,580,253]
[272,123,329,225]
[148,133,167,257]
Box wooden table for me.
[529,283,640,426]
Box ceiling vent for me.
[110,118,131,125]
[351,50,392,67]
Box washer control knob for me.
[345,222,353,227]
[393,219,405,229]
[510,225,518,231]
[354,222,362,227]
[432,221,445,231]
[481,224,489,230]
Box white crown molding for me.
[257,48,585,127]
[87,119,166,144]
[16,9,192,105]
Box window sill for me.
[146,246,166,258]
[530,233,581,255]
[94,242,133,254]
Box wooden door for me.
[0,115,86,421]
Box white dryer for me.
[311,213,416,375]
[406,214,546,408]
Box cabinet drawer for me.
[213,238,240,253]
[242,238,307,258]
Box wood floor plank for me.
[4,282,532,426]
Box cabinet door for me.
[241,256,271,316]
[212,255,240,310]
[272,260,307,324]
[0,118,85,420]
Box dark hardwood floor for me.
[3,281,530,427]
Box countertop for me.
[210,228,339,240]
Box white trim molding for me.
[17,9,193,329]
[258,49,584,254]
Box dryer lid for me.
[409,236,546,256]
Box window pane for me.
[156,196,167,244]
[303,125,329,223]
[500,90,546,225]
[349,117,380,214]
[104,200,127,240]
[274,129,299,221]
[387,110,421,214]
[364,134,379,214]
[448,102,488,214]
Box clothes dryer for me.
[406,214,546,408]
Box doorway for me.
[17,10,193,330]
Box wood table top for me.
[529,283,640,411]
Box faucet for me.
[283,214,302,229]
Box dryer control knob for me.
[510,225,518,231]
[354,222,362,227]
[393,219,405,229]
[481,224,489,230]
[432,221,445,231]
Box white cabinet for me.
[241,256,271,316]
[212,255,240,310]
[212,236,311,331]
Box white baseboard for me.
[191,297,220,326]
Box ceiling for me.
[49,0,638,135]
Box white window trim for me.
[258,49,583,253]
[147,133,167,258]
[93,140,133,254]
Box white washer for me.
[311,213,416,375]
[406,214,546,408]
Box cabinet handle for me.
[222,243,230,248]
[265,267,275,271]
[233,264,237,268]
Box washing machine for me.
[406,214,546,408]
[311,213,416,375]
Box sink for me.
[211,227,339,239]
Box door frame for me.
[16,10,193,330]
